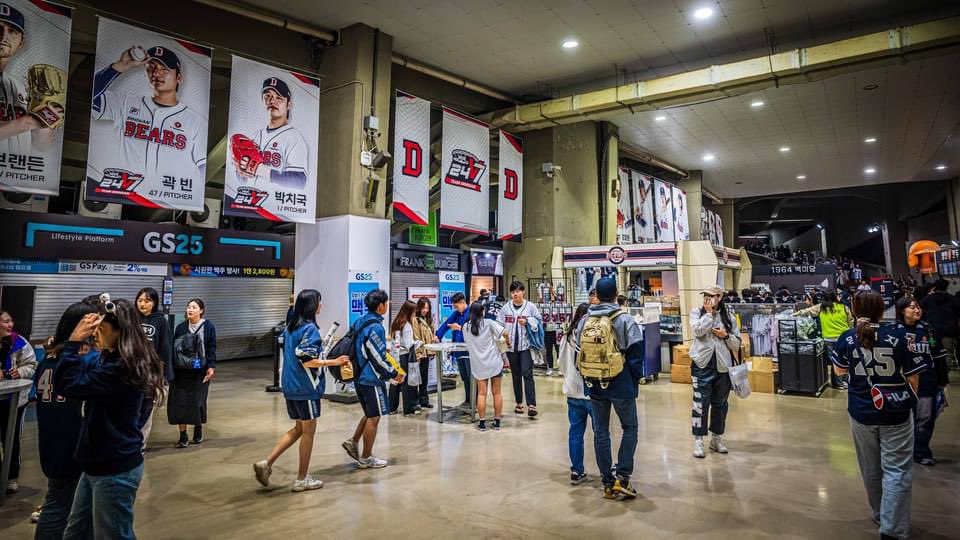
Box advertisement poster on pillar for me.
[653,179,675,242]
[392,91,430,225]
[632,171,655,243]
[348,270,380,326]
[497,130,522,241]
[671,185,689,241]
[616,167,633,244]
[440,108,489,235]
[222,56,319,223]
[0,1,72,196]
[85,18,211,211]
[407,287,439,327]
[437,271,465,334]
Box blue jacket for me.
[282,322,326,400]
[53,342,145,476]
[355,312,397,386]
[574,304,645,400]
[436,310,469,343]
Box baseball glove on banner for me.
[27,64,67,129]
[231,134,263,177]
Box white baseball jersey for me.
[0,72,30,155]
[247,124,308,187]
[93,89,206,179]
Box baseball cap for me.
[596,277,618,301]
[0,3,25,33]
[701,285,724,297]
[262,77,291,99]
[146,46,181,71]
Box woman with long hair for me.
[560,303,593,485]
[411,298,437,410]
[388,300,423,416]
[832,291,924,540]
[253,289,349,492]
[54,298,165,538]
[0,310,37,494]
[689,285,741,458]
[169,298,217,448]
[135,287,172,450]
[462,301,510,431]
[793,289,855,340]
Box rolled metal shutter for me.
[389,272,439,322]
[171,277,292,360]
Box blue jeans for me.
[455,353,471,404]
[849,416,913,539]
[567,398,595,475]
[35,475,82,540]
[591,396,638,487]
[63,464,144,540]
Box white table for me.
[0,379,32,506]
[423,342,471,424]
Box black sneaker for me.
[603,486,616,500]
[614,478,637,499]
[477,420,487,431]
[570,472,587,485]
[176,432,189,449]
[493,418,501,431]
[420,402,434,409]
[527,406,538,418]
[192,426,203,444]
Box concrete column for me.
[677,240,719,343]
[603,125,618,246]
[680,170,703,241]
[947,177,960,241]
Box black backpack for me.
[173,322,206,371]
[326,318,379,382]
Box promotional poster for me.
[0,0,71,195]
[348,269,380,326]
[85,17,211,211]
[672,185,689,241]
[632,171,655,243]
[392,91,430,225]
[616,167,633,244]
[223,55,319,223]
[497,130,523,241]
[653,179,675,242]
[440,107,489,235]
[437,271,465,334]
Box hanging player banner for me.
[653,179,675,242]
[392,91,430,225]
[707,209,719,245]
[715,211,725,247]
[616,167,634,244]
[0,1,72,195]
[672,185,689,240]
[632,171,655,243]
[497,130,522,241]
[700,208,711,244]
[440,107,489,235]
[85,18,211,211]
[222,56,319,223]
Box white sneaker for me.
[6,480,18,494]
[253,460,272,487]
[357,456,388,469]
[291,475,323,492]
[693,439,705,459]
[30,506,41,523]
[546,369,554,377]
[710,435,728,454]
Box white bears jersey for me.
[0,73,31,155]
[247,124,308,187]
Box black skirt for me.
[167,371,209,425]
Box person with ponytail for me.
[831,291,925,540]
[462,301,510,431]
[54,298,166,539]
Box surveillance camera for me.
[553,165,562,172]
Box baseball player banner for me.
[616,167,633,244]
[223,55,319,223]
[497,130,522,241]
[715,211,724,247]
[672,185,689,240]
[653,179,675,242]
[632,171,655,243]
[85,17,211,211]
[0,1,71,195]
[440,107,489,235]
[392,91,430,225]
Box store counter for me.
[424,342,469,424]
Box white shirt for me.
[462,319,506,380]
[0,72,30,155]
[245,124,310,188]
[496,300,541,352]
[558,333,587,400]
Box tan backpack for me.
[577,310,627,388]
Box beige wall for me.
[681,170,704,241]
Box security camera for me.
[542,162,562,178]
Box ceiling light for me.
[864,137,876,143]
[693,7,713,19]
[750,100,764,108]
[779,146,790,153]
[796,175,806,180]
[936,164,947,171]
[654,115,667,122]
[561,39,578,49]
[864,167,876,174]
[702,153,715,162]
[816,224,824,230]
[734,181,743,185]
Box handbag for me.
[407,361,421,387]
[493,323,509,354]
[729,358,751,399]
[864,370,916,412]
[173,322,206,371]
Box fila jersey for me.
[247,124,309,189]
[0,72,31,154]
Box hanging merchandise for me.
[498,130,523,241]
[653,179,675,242]
[632,171,656,243]
[616,167,634,244]
[0,1,72,196]
[392,91,431,225]
[671,185,689,241]
[222,55,319,223]
[715,211,725,246]
[440,107,489,235]
[85,18,211,211]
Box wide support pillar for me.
[677,240,719,343]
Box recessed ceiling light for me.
[779,146,790,153]
[561,39,579,49]
[864,167,876,174]
[693,7,713,19]
[863,84,879,91]
[864,137,877,143]
[796,175,806,180]
[734,181,743,185]
[936,164,947,171]
[750,100,765,108]
[702,153,715,162]
[654,115,667,122]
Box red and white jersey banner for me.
[672,185,689,240]
[616,167,634,244]
[632,171,655,243]
[223,55,319,223]
[653,179,675,242]
[440,107,489,235]
[392,91,430,225]
[85,18,211,211]
[0,1,72,196]
[497,130,522,241]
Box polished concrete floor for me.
[1,359,958,539]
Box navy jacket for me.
[173,319,217,370]
[282,322,326,400]
[54,342,145,476]
[574,303,645,400]
[141,312,173,382]
[34,352,84,480]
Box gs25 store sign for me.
[143,232,204,255]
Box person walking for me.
[920,279,960,370]
[388,300,423,416]
[253,289,350,492]
[462,302,510,431]
[411,298,437,410]
[436,293,470,410]
[831,291,925,540]
[574,278,644,501]
[497,281,543,417]
[0,310,37,494]
[169,299,217,448]
[689,285,742,458]
[560,303,593,486]
[135,287,172,450]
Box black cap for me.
[596,277,617,301]
[0,3,25,33]
[262,77,291,100]
[146,46,181,71]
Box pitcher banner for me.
[440,107,489,235]
[653,179,675,242]
[632,171,655,243]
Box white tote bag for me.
[729,361,751,399]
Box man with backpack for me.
[341,289,402,469]
[574,277,644,501]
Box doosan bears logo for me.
[232,186,268,208]
[444,149,486,192]
[97,168,144,193]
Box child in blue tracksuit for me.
[254,289,350,492]
[342,289,401,470]
[436,292,470,408]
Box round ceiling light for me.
[796,175,806,180]
[779,146,790,153]
[864,167,876,174]
[750,99,764,108]
[864,137,877,143]
[936,164,947,171]
[561,39,578,49]
[702,153,715,162]
[693,7,713,19]
[655,115,667,122]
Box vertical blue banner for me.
[437,271,465,339]
[348,270,381,327]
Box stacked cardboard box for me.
[740,333,751,358]
[672,344,692,384]
[748,356,777,393]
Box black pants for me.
[544,331,559,369]
[417,357,431,405]
[388,353,418,414]
[691,356,731,437]
[0,399,25,480]
[507,349,536,406]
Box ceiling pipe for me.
[618,140,689,179]
[194,0,337,41]
[391,55,519,104]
